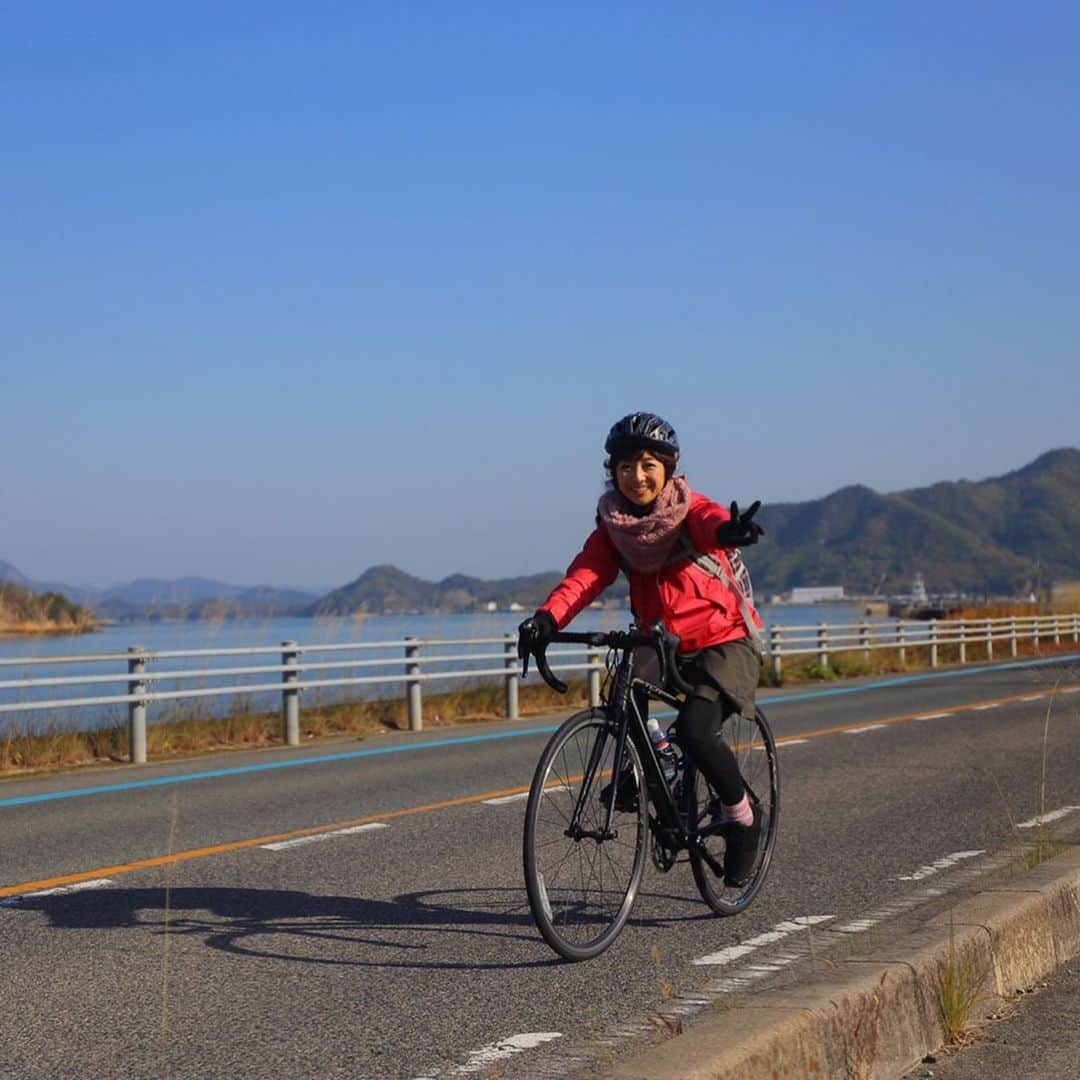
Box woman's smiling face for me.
[615,451,667,508]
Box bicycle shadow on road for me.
[6,883,589,969]
[9,879,715,968]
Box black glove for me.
[517,610,557,655]
[715,500,765,548]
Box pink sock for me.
[722,792,754,826]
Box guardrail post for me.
[817,624,829,671]
[1032,615,1040,651]
[587,648,601,707]
[769,625,783,681]
[984,618,993,660]
[929,620,938,668]
[896,619,907,666]
[282,640,300,745]
[1052,614,1061,645]
[405,636,423,731]
[504,635,519,719]
[1009,616,1018,657]
[859,622,870,665]
[1073,613,1079,643]
[958,620,967,664]
[127,647,147,764]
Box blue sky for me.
[3,3,1078,588]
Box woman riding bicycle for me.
[518,411,766,886]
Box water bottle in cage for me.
[646,716,677,783]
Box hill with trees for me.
[3,448,1076,618]
[0,582,95,634]
[748,447,1080,596]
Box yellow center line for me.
[3,684,1074,900]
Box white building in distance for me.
[790,586,845,603]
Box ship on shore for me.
[887,573,963,619]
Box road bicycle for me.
[519,625,780,961]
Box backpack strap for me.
[671,529,765,656]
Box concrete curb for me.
[612,846,1080,1079]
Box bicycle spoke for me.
[523,709,647,959]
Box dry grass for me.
[764,635,1079,687]
[0,676,593,778]
[2,619,1076,778]
[938,913,982,1044]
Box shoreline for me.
[0,622,98,639]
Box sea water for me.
[0,604,894,733]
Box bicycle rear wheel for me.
[689,706,780,915]
[522,707,648,961]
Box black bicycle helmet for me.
[604,412,680,460]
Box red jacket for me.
[539,492,762,653]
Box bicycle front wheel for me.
[689,705,780,915]
[522,707,648,961]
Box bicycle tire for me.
[688,705,780,915]
[522,707,648,961]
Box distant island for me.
[2,447,1078,623]
[0,582,95,636]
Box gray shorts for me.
[633,636,761,717]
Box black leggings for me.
[632,640,756,805]
[675,693,746,805]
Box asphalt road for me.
[903,962,1080,1080]
[1,653,1078,1079]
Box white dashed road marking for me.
[1,878,115,906]
[1017,806,1080,829]
[897,849,985,881]
[845,724,887,735]
[972,704,999,711]
[482,792,530,805]
[693,915,835,966]
[260,822,387,851]
[412,1033,562,1078]
[919,713,949,720]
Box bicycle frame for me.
[569,643,708,857]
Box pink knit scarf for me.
[597,476,692,573]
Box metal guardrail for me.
[1,614,1077,763]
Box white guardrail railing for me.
[1,613,1077,763]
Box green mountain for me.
[310,565,591,616]
[311,448,1079,612]
[748,448,1080,596]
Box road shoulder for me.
[611,845,1080,1079]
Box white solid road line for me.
[260,822,387,851]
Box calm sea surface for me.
[0,604,895,733]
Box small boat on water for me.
[887,573,958,619]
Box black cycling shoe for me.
[599,770,638,812]
[722,801,762,887]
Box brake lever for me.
[536,647,568,694]
[654,625,694,696]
